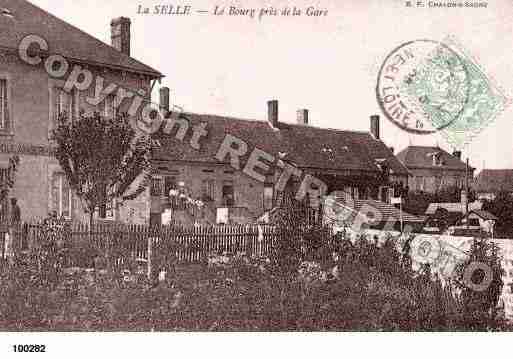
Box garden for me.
[0,200,508,331]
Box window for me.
[263,183,274,211]
[100,94,118,118]
[150,176,164,196]
[416,176,425,191]
[50,173,72,219]
[54,87,77,122]
[202,179,215,202]
[0,79,8,130]
[98,199,115,220]
[222,181,234,206]
[353,187,360,200]
[469,218,480,227]
[164,176,176,196]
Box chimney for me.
[267,100,279,128]
[370,115,380,139]
[453,150,462,160]
[296,109,309,125]
[159,87,170,117]
[111,17,131,56]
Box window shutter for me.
[3,81,8,131]
[54,87,61,123]
[0,80,4,129]
[71,89,77,122]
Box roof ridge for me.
[183,111,372,135]
[21,0,162,76]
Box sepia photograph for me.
[0,0,513,356]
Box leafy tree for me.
[52,112,153,227]
[0,155,20,203]
[483,191,513,237]
[454,238,505,330]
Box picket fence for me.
[4,222,282,268]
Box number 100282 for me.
[13,344,46,353]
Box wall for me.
[0,49,153,222]
[149,161,266,225]
[407,168,471,193]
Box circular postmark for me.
[462,261,493,292]
[376,39,471,134]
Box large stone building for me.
[396,145,474,194]
[0,0,162,222]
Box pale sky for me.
[31,0,513,172]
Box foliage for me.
[482,191,513,237]
[1,232,492,331]
[454,238,505,330]
[404,186,476,216]
[0,197,509,331]
[51,112,153,225]
[0,155,20,203]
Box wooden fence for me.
[6,222,280,269]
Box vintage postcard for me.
[0,0,512,357]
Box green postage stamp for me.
[376,37,509,148]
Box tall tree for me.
[52,112,153,226]
[483,191,513,237]
[454,238,504,330]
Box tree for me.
[52,112,153,227]
[483,191,513,237]
[454,238,504,330]
[0,155,20,204]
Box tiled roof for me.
[396,146,472,171]
[153,113,410,175]
[0,0,162,77]
[351,199,424,223]
[474,169,513,193]
[470,209,498,221]
[425,201,482,215]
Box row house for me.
[0,0,163,222]
[396,145,474,194]
[147,95,410,225]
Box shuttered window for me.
[0,79,8,130]
[50,172,72,219]
[100,94,118,118]
[54,87,76,123]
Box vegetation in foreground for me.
[0,200,508,331]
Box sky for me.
[31,0,513,172]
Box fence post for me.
[147,235,158,283]
[147,236,152,280]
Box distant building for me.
[474,169,513,201]
[450,209,498,236]
[396,146,474,194]
[424,190,482,232]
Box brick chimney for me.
[453,150,462,160]
[267,100,279,128]
[111,17,131,56]
[297,109,309,125]
[159,87,170,118]
[370,115,380,139]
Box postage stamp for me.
[376,37,509,148]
